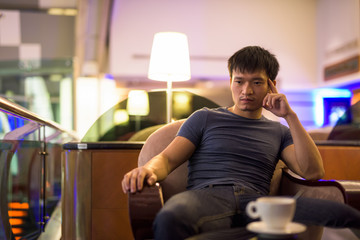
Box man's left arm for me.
[281,113,324,180]
[263,79,324,180]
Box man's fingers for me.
[147,174,157,186]
[268,79,278,94]
[263,93,281,109]
[121,169,141,193]
[122,167,156,194]
[121,176,128,193]
[122,171,133,193]
[271,95,280,108]
[122,167,158,194]
[137,170,148,190]
[263,94,269,108]
[129,170,140,193]
[263,94,275,109]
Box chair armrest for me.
[128,183,164,240]
[335,180,360,211]
[281,169,360,211]
[281,168,360,208]
[280,169,347,203]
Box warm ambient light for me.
[8,210,27,217]
[9,218,24,226]
[113,109,129,125]
[8,202,29,209]
[148,32,191,123]
[126,90,150,116]
[148,32,191,82]
[11,228,23,235]
[48,8,78,16]
[127,90,150,131]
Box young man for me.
[122,46,360,239]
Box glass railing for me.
[0,96,78,240]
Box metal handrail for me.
[0,96,78,140]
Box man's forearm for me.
[144,153,172,182]
[285,112,325,179]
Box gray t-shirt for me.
[177,107,293,195]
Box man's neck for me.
[228,106,262,119]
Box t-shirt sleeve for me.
[177,108,208,147]
[280,124,293,152]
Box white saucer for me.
[247,221,306,236]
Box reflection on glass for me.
[127,90,150,132]
[0,112,11,139]
[82,90,219,142]
[0,101,76,239]
[1,139,42,239]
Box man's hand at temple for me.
[263,79,295,119]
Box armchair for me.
[128,120,358,240]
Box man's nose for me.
[242,82,253,95]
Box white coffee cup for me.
[246,196,296,230]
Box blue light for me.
[104,74,114,80]
[313,88,352,127]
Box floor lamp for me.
[148,32,191,123]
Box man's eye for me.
[254,81,263,85]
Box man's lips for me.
[240,98,254,102]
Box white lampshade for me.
[148,32,191,82]
[126,90,150,116]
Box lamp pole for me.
[166,79,173,123]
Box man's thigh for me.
[158,187,238,232]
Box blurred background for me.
[0,0,359,139]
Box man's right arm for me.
[122,136,196,193]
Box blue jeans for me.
[153,185,360,240]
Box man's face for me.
[230,70,272,117]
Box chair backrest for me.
[137,119,286,201]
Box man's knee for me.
[154,208,180,228]
[153,208,195,239]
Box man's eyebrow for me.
[233,77,265,81]
[252,77,265,81]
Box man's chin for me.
[239,106,256,111]
[238,106,263,113]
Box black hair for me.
[227,46,279,80]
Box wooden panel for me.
[92,150,139,208]
[92,209,133,240]
[318,146,360,180]
[91,150,140,240]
